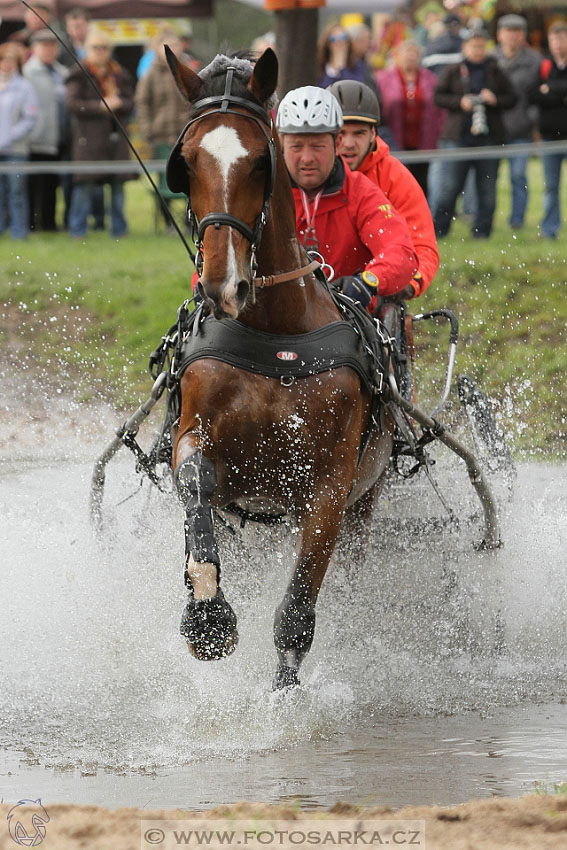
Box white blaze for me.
[200,125,248,199]
[200,125,249,307]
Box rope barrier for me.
[1,139,566,174]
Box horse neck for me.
[240,156,339,334]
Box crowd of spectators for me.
[1,3,566,242]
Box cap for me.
[497,14,528,31]
[443,14,461,27]
[462,25,490,41]
[30,28,58,44]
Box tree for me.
[274,8,319,96]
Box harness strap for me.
[253,259,321,288]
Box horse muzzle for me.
[199,277,251,320]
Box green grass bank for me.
[1,161,566,458]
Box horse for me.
[164,48,395,689]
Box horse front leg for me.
[175,445,238,660]
[273,490,346,690]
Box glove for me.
[388,273,422,305]
[335,271,379,309]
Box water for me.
[1,396,566,809]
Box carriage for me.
[90,49,514,689]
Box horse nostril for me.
[236,279,250,304]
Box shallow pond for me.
[1,411,566,810]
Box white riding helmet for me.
[276,86,344,134]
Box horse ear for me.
[164,44,203,102]
[248,48,278,105]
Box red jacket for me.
[292,158,417,298]
[358,141,438,295]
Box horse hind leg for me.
[175,453,238,660]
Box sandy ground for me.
[2,797,567,849]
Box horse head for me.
[165,48,279,319]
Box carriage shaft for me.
[388,378,501,548]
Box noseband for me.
[167,68,278,278]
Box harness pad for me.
[175,314,383,394]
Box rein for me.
[167,67,319,288]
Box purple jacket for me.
[376,65,446,150]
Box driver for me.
[277,86,418,313]
[328,80,439,298]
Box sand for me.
[2,796,567,850]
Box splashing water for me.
[0,393,566,805]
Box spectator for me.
[492,15,542,231]
[135,29,188,155]
[250,32,276,58]
[8,0,56,57]
[376,40,446,195]
[65,30,136,239]
[138,24,200,79]
[177,27,201,73]
[423,13,465,212]
[23,29,68,231]
[0,43,38,240]
[59,7,91,68]
[433,26,517,239]
[422,13,464,76]
[346,22,372,64]
[135,27,188,227]
[58,9,105,228]
[528,21,567,240]
[413,2,444,49]
[317,22,377,95]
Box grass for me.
[1,158,566,457]
[533,780,567,796]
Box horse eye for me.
[252,156,269,174]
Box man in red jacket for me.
[329,80,439,298]
[277,86,418,311]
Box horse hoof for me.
[180,588,238,660]
[272,665,300,691]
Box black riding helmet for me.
[327,80,380,125]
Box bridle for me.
[166,67,319,288]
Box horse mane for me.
[195,53,278,112]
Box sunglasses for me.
[329,33,348,43]
[91,44,110,50]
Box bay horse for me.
[165,48,394,689]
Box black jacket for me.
[527,59,567,140]
[434,57,517,144]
